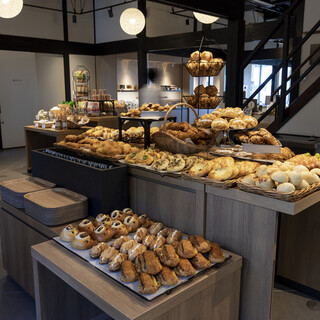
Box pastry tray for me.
[54,235,230,301]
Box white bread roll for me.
[242,173,256,185]
[294,165,309,173]
[271,171,288,183]
[310,168,320,176]
[277,182,295,193]
[301,171,320,184]
[256,175,275,189]
[296,179,310,190]
[256,165,269,177]
[288,171,303,186]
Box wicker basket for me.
[182,172,237,189]
[67,119,90,129]
[152,103,215,155]
[237,179,320,201]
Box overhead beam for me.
[148,0,241,19]
[95,38,139,55]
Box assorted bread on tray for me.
[120,103,171,117]
[234,128,280,145]
[59,209,227,295]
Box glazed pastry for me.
[89,242,109,259]
[190,253,211,269]
[78,219,95,236]
[59,224,79,242]
[157,267,179,286]
[189,235,211,253]
[174,258,196,277]
[123,215,141,232]
[112,221,129,238]
[142,234,156,248]
[157,227,171,238]
[149,234,166,250]
[166,229,182,244]
[71,232,95,250]
[93,225,113,242]
[149,222,164,235]
[138,214,152,228]
[155,244,180,268]
[134,227,148,242]
[121,260,139,283]
[122,208,134,216]
[177,239,198,259]
[99,247,118,264]
[109,252,128,272]
[128,243,147,261]
[93,214,112,227]
[120,239,137,254]
[138,272,161,294]
[110,210,126,222]
[111,236,130,249]
[135,251,162,275]
[208,242,226,264]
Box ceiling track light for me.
[108,7,113,18]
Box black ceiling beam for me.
[0,34,96,55]
[148,0,241,19]
[95,38,139,55]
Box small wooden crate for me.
[0,177,55,209]
[24,188,88,226]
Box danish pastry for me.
[110,210,126,222]
[112,221,129,238]
[135,250,162,275]
[93,225,113,242]
[174,258,196,277]
[121,260,139,283]
[59,224,79,242]
[71,232,95,250]
[208,242,226,264]
[211,118,229,131]
[122,208,134,216]
[134,227,148,242]
[109,252,128,272]
[166,229,182,244]
[190,253,211,269]
[138,273,161,294]
[157,227,171,237]
[142,234,156,248]
[149,234,166,250]
[120,239,137,254]
[89,242,109,259]
[177,239,198,259]
[138,214,152,228]
[189,235,211,253]
[93,214,110,227]
[155,244,180,267]
[149,222,164,235]
[111,235,130,249]
[128,243,147,261]
[99,246,118,264]
[78,219,95,236]
[229,118,246,130]
[157,267,179,286]
[123,215,140,232]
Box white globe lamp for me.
[193,12,219,24]
[0,0,23,19]
[120,8,145,35]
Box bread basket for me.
[152,103,215,155]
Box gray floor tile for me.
[0,277,25,294]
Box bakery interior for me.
[0,0,320,319]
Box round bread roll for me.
[206,85,218,97]
[194,85,206,96]
[256,165,269,177]
[200,60,210,71]
[271,171,289,183]
[301,171,320,184]
[200,94,210,108]
[279,164,294,171]
[242,173,257,185]
[229,119,247,130]
[288,171,303,186]
[310,168,320,176]
[190,50,200,61]
[200,51,213,61]
[294,165,309,173]
[277,182,295,193]
[296,179,310,190]
[211,118,229,131]
[256,175,275,189]
[209,96,220,108]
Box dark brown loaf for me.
[135,250,163,275]
[121,260,139,283]
[189,235,211,253]
[208,242,226,264]
[157,267,179,286]
[190,253,211,269]
[174,258,196,277]
[138,272,161,294]
[155,244,180,268]
[166,229,182,244]
[177,239,198,259]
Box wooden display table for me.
[128,166,320,320]
[31,241,242,320]
[24,126,87,171]
[88,115,119,128]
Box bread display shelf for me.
[0,177,56,209]
[184,61,225,77]
[54,235,230,301]
[24,188,88,225]
[237,180,320,201]
[182,172,238,189]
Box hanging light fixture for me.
[120,8,145,35]
[193,11,219,24]
[0,0,23,19]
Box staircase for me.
[240,0,320,135]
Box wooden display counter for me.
[88,115,119,128]
[31,240,242,320]
[127,166,320,320]
[24,126,87,171]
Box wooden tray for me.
[0,177,55,208]
[237,180,320,201]
[24,188,88,225]
[182,172,237,189]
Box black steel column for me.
[62,0,71,101]
[225,0,245,107]
[138,0,148,89]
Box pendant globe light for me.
[120,8,145,35]
[0,0,23,19]
[193,12,219,24]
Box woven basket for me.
[182,172,237,189]
[237,179,320,201]
[67,119,89,129]
[152,103,215,155]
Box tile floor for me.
[0,147,319,320]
